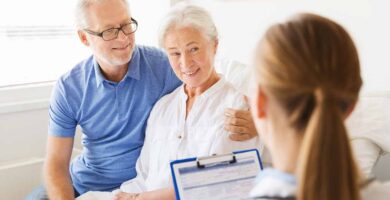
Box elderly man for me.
[26,0,257,199]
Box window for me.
[0,0,88,86]
[0,0,171,87]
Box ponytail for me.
[296,88,360,200]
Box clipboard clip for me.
[196,153,237,168]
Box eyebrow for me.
[186,42,198,46]
[167,41,199,50]
[101,19,132,30]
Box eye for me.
[169,52,181,57]
[190,47,199,53]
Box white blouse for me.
[120,76,263,193]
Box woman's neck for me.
[268,122,303,174]
[185,71,220,98]
[184,71,220,118]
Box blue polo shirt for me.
[48,45,181,194]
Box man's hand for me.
[114,192,141,200]
[224,108,258,141]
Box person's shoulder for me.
[221,79,242,95]
[153,85,182,109]
[56,55,94,90]
[60,56,93,83]
[148,85,182,121]
[219,77,246,106]
[136,45,167,60]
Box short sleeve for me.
[48,78,77,137]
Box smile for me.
[113,44,130,50]
[183,69,199,76]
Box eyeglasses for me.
[84,18,138,41]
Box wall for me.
[0,105,83,199]
[192,0,390,92]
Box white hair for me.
[74,0,130,29]
[158,3,218,48]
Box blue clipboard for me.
[170,149,263,200]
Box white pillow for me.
[215,59,251,96]
[346,91,390,175]
[347,91,390,153]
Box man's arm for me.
[44,135,75,200]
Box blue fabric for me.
[255,168,297,185]
[48,45,181,194]
[24,185,79,200]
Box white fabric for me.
[76,191,113,200]
[214,59,251,96]
[347,91,390,175]
[249,175,295,198]
[120,76,263,193]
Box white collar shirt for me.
[120,76,263,193]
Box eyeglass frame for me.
[83,18,138,41]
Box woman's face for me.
[164,27,218,89]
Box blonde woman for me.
[248,13,390,200]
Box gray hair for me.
[74,0,130,29]
[158,3,218,48]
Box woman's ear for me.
[344,101,357,120]
[213,39,219,55]
[78,30,89,46]
[256,86,267,119]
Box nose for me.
[180,53,192,69]
[116,29,129,41]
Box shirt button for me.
[178,135,182,139]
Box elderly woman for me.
[113,3,262,200]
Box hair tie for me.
[314,87,325,104]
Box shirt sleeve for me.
[210,88,264,157]
[48,78,77,137]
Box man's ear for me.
[256,86,267,119]
[78,30,89,46]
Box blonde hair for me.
[255,13,362,200]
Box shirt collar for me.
[249,168,297,198]
[93,59,105,88]
[256,168,297,185]
[126,45,141,80]
[94,45,140,88]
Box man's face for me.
[81,0,135,69]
